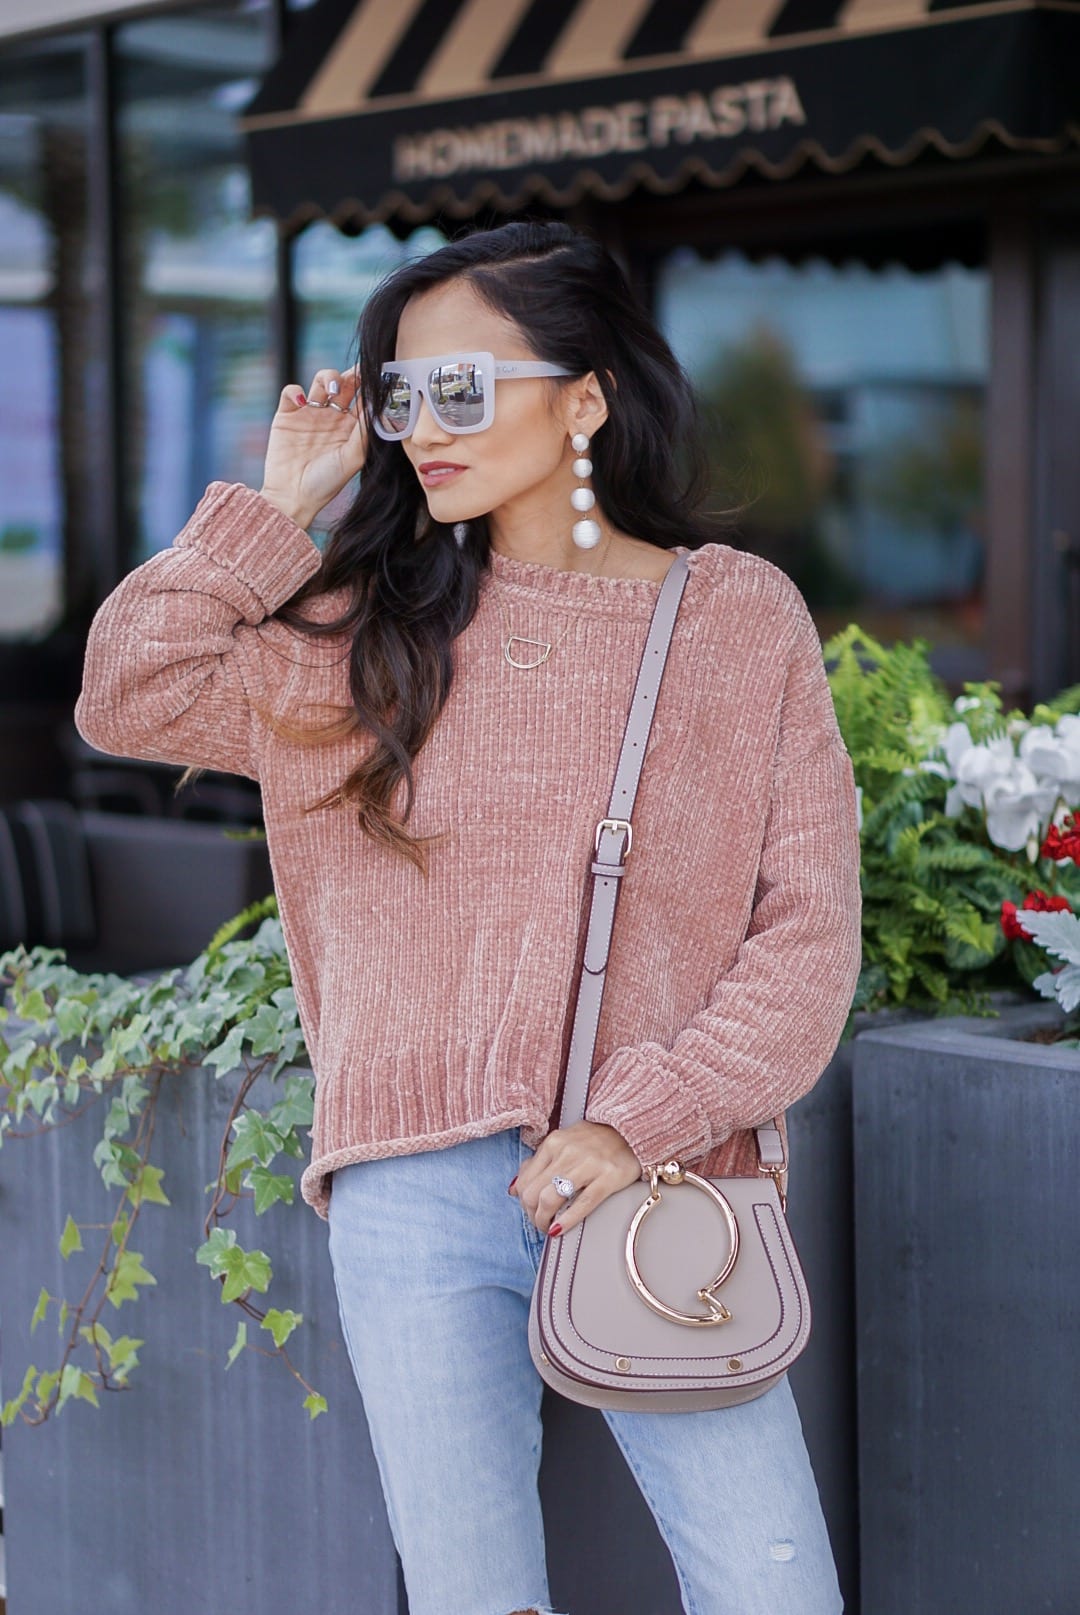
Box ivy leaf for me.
[226,1111,286,1172]
[2,1364,38,1425]
[196,1228,272,1302]
[30,1287,50,1332]
[105,1333,144,1383]
[90,1047,119,1081]
[278,1130,305,1160]
[35,1368,60,1408]
[54,998,88,1040]
[303,1391,328,1420]
[59,1215,82,1260]
[261,1308,302,1348]
[127,1163,171,1208]
[80,1319,111,1348]
[219,1246,272,1304]
[268,1073,315,1132]
[226,1320,247,1369]
[17,986,51,1024]
[56,1363,100,1413]
[249,1165,294,1215]
[244,1002,288,1057]
[204,1024,246,1074]
[196,1226,237,1269]
[112,1013,151,1056]
[104,1249,157,1308]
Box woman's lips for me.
[419,464,467,487]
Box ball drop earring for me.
[453,521,470,549]
[570,432,601,549]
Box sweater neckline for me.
[483,542,714,614]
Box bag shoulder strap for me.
[555,552,785,1178]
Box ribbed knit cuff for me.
[584,1045,714,1170]
[174,481,323,614]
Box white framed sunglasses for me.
[371,350,575,440]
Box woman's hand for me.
[510,1120,643,1237]
[259,362,368,530]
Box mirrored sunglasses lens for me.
[430,361,485,428]
[378,371,412,434]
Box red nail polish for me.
[507,1175,518,1194]
[296,390,306,404]
[549,1223,563,1238]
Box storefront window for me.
[657,249,989,685]
[0,39,93,640]
[115,1,278,560]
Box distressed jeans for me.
[326,1126,844,1615]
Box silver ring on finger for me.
[327,399,350,412]
[305,397,328,408]
[552,1175,576,1199]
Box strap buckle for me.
[756,1122,788,1213]
[594,817,633,859]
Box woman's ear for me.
[565,370,610,437]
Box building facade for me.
[2,0,1079,805]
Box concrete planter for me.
[852,1000,1080,1615]
[782,998,963,1615]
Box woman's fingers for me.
[511,1121,643,1236]
[278,382,308,411]
[305,366,340,401]
[534,1180,580,1233]
[541,1174,612,1237]
[333,363,364,417]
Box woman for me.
[76,219,862,1615]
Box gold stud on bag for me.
[527,556,813,1412]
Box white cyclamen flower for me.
[943,733,1020,818]
[943,720,977,773]
[1018,724,1080,791]
[981,769,1060,851]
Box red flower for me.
[1040,813,1080,862]
[1000,890,1073,941]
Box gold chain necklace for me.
[487,533,624,670]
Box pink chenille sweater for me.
[74,481,863,1221]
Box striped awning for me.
[240,0,1080,234]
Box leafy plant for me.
[0,907,329,1427]
[826,624,1080,1016]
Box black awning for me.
[240,0,1080,235]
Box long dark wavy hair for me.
[270,218,735,873]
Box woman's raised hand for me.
[258,362,368,530]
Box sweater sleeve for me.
[74,481,324,783]
[583,597,863,1169]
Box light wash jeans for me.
[326,1125,843,1615]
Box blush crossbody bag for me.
[527,553,813,1411]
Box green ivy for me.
[0,909,326,1427]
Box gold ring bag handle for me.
[626,1164,739,1326]
[527,555,812,1412]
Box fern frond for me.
[206,895,279,955]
